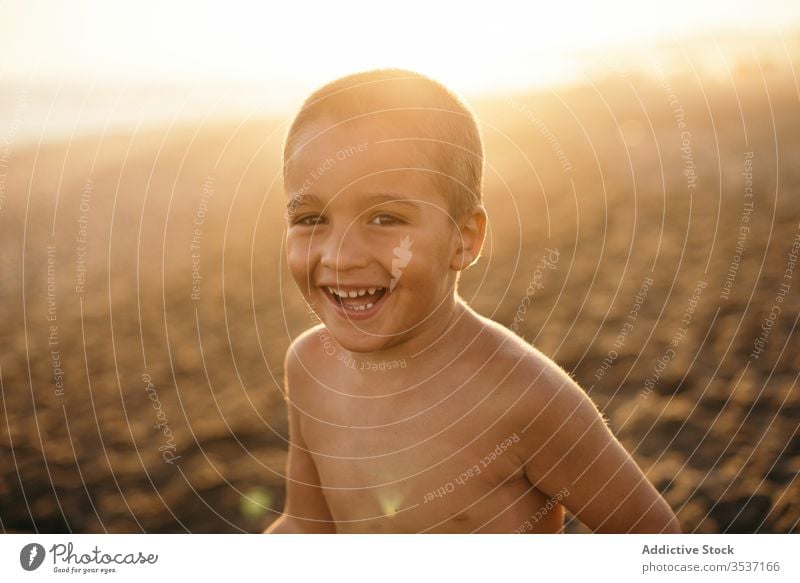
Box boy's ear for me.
[450,205,487,271]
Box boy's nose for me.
[319,226,370,272]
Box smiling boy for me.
[264,69,680,533]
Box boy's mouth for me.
[320,285,389,318]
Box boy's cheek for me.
[285,247,312,285]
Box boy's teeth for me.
[327,287,385,298]
[343,302,375,311]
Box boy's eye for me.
[369,213,404,226]
[292,215,325,226]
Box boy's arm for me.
[520,358,680,533]
[264,345,336,533]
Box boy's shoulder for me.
[283,323,329,383]
[468,309,588,411]
[468,308,557,375]
[472,313,608,464]
[288,322,327,354]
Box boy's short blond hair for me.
[283,68,484,220]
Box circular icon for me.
[19,543,46,571]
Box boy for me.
[265,69,679,533]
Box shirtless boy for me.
[265,69,680,533]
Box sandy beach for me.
[0,63,798,533]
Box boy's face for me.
[284,118,464,353]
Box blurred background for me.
[0,0,798,533]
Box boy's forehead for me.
[297,114,431,148]
[286,117,442,186]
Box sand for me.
[0,64,798,533]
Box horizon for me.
[1,1,799,142]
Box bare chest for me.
[299,381,558,532]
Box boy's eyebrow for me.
[286,193,320,212]
[287,192,423,212]
[359,193,422,209]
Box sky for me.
[1,0,798,139]
[2,0,799,95]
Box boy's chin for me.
[324,326,395,354]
